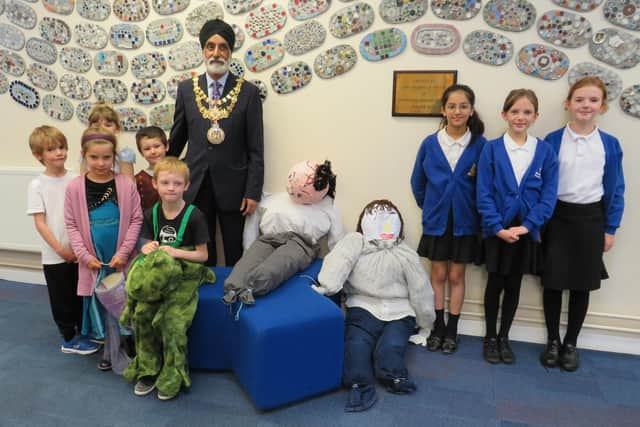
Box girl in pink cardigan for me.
[65,127,143,373]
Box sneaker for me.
[157,390,176,401]
[345,384,377,413]
[426,330,444,352]
[97,360,112,371]
[89,336,104,345]
[222,289,237,305]
[483,337,501,364]
[384,377,417,395]
[61,336,100,355]
[441,336,458,355]
[238,288,255,305]
[134,376,156,396]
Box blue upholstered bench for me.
[187,260,344,410]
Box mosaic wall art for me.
[152,0,190,15]
[619,84,640,118]
[244,38,284,72]
[146,18,184,47]
[225,0,262,15]
[117,106,147,131]
[411,24,460,55]
[537,10,592,48]
[95,50,128,76]
[27,62,57,90]
[232,23,245,51]
[284,20,326,55]
[39,17,70,46]
[483,0,536,32]
[463,30,514,66]
[76,100,93,124]
[603,0,640,31]
[245,3,287,38]
[167,40,203,70]
[589,28,640,68]
[59,73,92,100]
[379,0,428,24]
[249,78,267,101]
[0,23,25,51]
[0,0,3,15]
[42,0,74,15]
[6,0,37,30]
[359,28,407,61]
[552,0,603,12]
[26,38,57,65]
[149,103,175,129]
[0,72,8,94]
[288,0,330,21]
[131,78,166,104]
[430,0,482,20]
[185,2,225,37]
[77,0,111,21]
[74,23,109,50]
[166,71,197,99]
[270,61,312,94]
[110,24,145,49]
[59,46,92,73]
[0,48,25,75]
[329,2,375,38]
[568,62,623,99]
[94,78,129,104]
[313,44,357,79]
[112,0,150,22]
[42,93,73,120]
[229,57,245,76]
[131,52,167,79]
[10,79,40,108]
[516,43,570,80]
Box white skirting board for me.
[0,267,46,285]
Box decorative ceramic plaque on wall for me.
[619,84,640,118]
[9,80,40,108]
[149,103,175,129]
[0,72,9,94]
[463,30,514,65]
[483,0,536,32]
[76,101,93,124]
[411,24,460,55]
[232,24,245,51]
[77,0,111,21]
[59,73,92,100]
[313,44,357,79]
[0,23,25,51]
[166,71,197,99]
[603,0,640,31]
[117,107,147,131]
[95,50,129,76]
[75,23,109,50]
[224,0,262,15]
[26,38,57,65]
[94,78,129,104]
[589,27,640,69]
[0,49,25,76]
[288,0,330,21]
[229,58,245,76]
[6,0,37,30]
[146,18,184,47]
[131,78,166,104]
[284,20,326,55]
[152,0,190,15]
[329,2,375,38]
[42,94,73,121]
[185,2,225,37]
[516,43,570,80]
[131,52,167,78]
[40,17,71,45]
[113,0,150,22]
[249,78,267,101]
[430,0,482,20]
[244,38,285,72]
[568,62,623,98]
[110,24,145,49]
[245,3,287,38]
[27,62,57,91]
[167,41,203,71]
[537,10,592,48]
[42,0,75,15]
[379,0,428,24]
[59,46,92,73]
[359,28,407,61]
[270,61,312,94]
[552,0,603,12]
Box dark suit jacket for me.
[168,72,264,211]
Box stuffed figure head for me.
[286,160,336,205]
[356,199,404,242]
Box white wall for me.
[1,1,639,351]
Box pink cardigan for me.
[65,174,143,296]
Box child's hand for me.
[141,241,159,255]
[497,229,519,243]
[158,245,178,257]
[87,258,102,270]
[108,255,126,270]
[58,246,77,263]
[508,225,529,236]
[604,233,615,252]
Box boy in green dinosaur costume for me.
[120,157,212,400]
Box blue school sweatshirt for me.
[476,136,559,241]
[411,132,487,236]
[545,127,625,235]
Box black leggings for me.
[543,289,590,346]
[484,271,523,339]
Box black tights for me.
[543,289,590,346]
[484,271,523,339]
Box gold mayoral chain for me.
[193,75,244,144]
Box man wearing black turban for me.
[169,18,264,266]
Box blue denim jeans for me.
[343,307,416,387]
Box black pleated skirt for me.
[542,200,608,291]
[483,218,542,276]
[417,211,482,264]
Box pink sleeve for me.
[64,181,94,266]
[114,181,143,263]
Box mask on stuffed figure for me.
[358,200,404,242]
[286,160,331,205]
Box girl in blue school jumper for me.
[477,89,558,365]
[410,84,486,354]
[540,77,625,372]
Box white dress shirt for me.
[437,128,471,171]
[503,133,537,186]
[557,125,605,203]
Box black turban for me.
[199,19,235,50]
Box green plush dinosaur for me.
[120,250,216,398]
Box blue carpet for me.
[1,279,639,427]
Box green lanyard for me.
[152,202,195,248]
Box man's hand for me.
[240,198,258,216]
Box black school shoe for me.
[483,337,500,364]
[539,339,561,368]
[426,330,444,352]
[344,384,378,413]
[560,343,580,372]
[98,360,112,371]
[383,377,417,395]
[498,337,515,364]
[441,336,458,355]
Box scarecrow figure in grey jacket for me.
[314,200,434,412]
[120,250,215,400]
